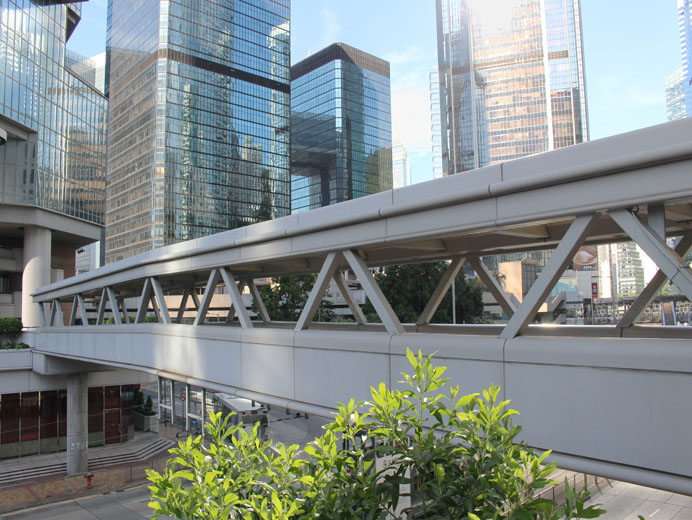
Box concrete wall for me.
[32,324,692,482]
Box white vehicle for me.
[211,393,269,442]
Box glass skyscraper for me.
[666,68,687,121]
[105,0,291,263]
[429,69,444,179]
[392,143,411,189]
[679,0,692,117]
[0,0,107,327]
[435,0,588,175]
[290,43,392,213]
[0,1,107,223]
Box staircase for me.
[0,435,174,485]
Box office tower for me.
[666,68,687,121]
[680,0,692,117]
[435,0,588,174]
[597,243,645,298]
[392,143,411,189]
[105,0,291,263]
[291,43,392,212]
[0,1,107,326]
[429,69,444,179]
[66,51,107,94]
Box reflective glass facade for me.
[106,0,291,263]
[391,143,410,189]
[0,1,107,223]
[429,69,444,179]
[291,43,392,213]
[436,0,588,174]
[666,67,686,121]
[679,0,692,117]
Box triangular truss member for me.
[618,232,692,328]
[175,288,201,323]
[120,297,130,323]
[343,249,405,335]
[135,277,171,324]
[38,302,47,327]
[295,252,339,331]
[468,257,517,319]
[69,294,90,326]
[611,209,692,304]
[247,279,271,323]
[96,287,124,325]
[225,279,247,323]
[49,299,64,327]
[416,256,466,326]
[194,269,253,328]
[218,268,252,328]
[500,214,598,339]
[332,271,367,325]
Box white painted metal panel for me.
[294,347,389,408]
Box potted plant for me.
[133,389,159,433]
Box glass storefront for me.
[0,384,138,459]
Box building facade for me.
[680,0,692,117]
[429,69,445,179]
[0,0,107,325]
[290,43,392,212]
[105,0,291,263]
[392,143,411,189]
[435,0,588,174]
[666,68,687,121]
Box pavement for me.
[586,479,692,520]
[0,483,175,520]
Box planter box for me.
[134,411,159,433]
[0,349,31,370]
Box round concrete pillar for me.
[67,373,89,475]
[22,226,52,328]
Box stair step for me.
[0,437,175,485]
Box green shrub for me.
[133,388,157,416]
[0,318,23,336]
[0,342,28,350]
[147,350,606,519]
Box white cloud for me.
[391,86,432,152]
[384,46,425,65]
[319,9,341,48]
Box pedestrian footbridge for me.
[28,119,692,494]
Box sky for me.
[68,0,683,187]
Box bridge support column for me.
[67,373,88,475]
[22,226,52,328]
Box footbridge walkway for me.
[28,119,692,494]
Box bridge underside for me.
[31,119,692,493]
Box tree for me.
[363,262,485,324]
[255,275,334,322]
[147,350,606,519]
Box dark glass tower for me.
[290,43,392,213]
[105,0,291,263]
[435,0,589,175]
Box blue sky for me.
[69,1,682,185]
